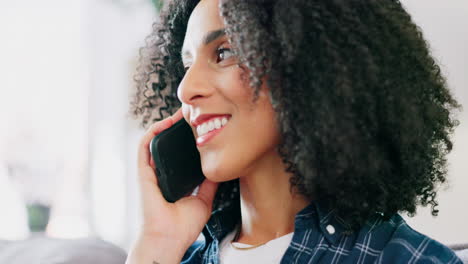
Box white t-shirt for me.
[219,226,294,264]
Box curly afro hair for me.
[130,0,461,230]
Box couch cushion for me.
[0,236,126,264]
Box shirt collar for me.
[203,197,350,246]
[314,201,351,245]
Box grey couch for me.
[0,237,466,263]
[0,236,127,264]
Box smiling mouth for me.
[196,116,229,136]
[195,116,230,147]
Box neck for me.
[235,148,311,245]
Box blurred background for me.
[0,0,466,253]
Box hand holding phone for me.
[127,109,219,264]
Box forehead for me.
[183,0,224,51]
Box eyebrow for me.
[203,28,226,45]
[181,28,226,60]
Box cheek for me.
[200,91,281,182]
[198,67,280,181]
[215,65,253,103]
[207,115,279,181]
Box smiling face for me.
[177,0,281,182]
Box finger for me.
[149,155,155,171]
[138,117,173,169]
[138,108,184,169]
[169,108,183,123]
[139,165,164,201]
[137,108,185,205]
[195,179,219,210]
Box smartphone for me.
[149,118,205,203]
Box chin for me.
[201,161,239,183]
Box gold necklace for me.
[230,225,267,250]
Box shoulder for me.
[374,214,462,264]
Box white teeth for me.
[201,123,208,135]
[208,121,214,131]
[197,116,229,137]
[214,118,221,129]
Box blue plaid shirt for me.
[181,199,461,263]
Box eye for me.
[184,66,190,72]
[216,47,234,63]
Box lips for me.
[195,123,228,147]
[191,113,231,127]
[191,114,231,147]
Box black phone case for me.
[150,119,205,203]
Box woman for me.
[127,0,462,263]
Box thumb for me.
[195,179,219,210]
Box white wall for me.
[400,0,468,245]
[0,0,91,239]
[83,0,155,250]
[0,0,155,249]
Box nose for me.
[177,61,213,105]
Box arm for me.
[126,234,187,264]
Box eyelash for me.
[183,45,233,72]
